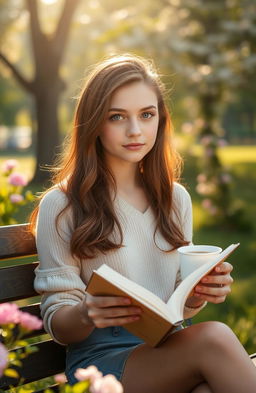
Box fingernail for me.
[124,298,131,304]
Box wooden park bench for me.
[0,223,66,392]
[0,223,255,392]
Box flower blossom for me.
[0,343,8,377]
[201,135,214,146]
[91,374,123,393]
[54,373,68,384]
[220,173,232,184]
[10,194,24,204]
[75,365,103,384]
[218,138,228,147]
[8,173,28,187]
[2,159,18,172]
[197,173,207,183]
[18,312,43,331]
[202,198,212,209]
[0,303,20,324]
[196,182,216,196]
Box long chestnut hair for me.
[30,54,188,259]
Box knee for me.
[196,321,237,350]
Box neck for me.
[108,161,142,194]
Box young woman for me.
[31,54,256,393]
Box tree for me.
[0,0,80,183]
[150,0,255,229]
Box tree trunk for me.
[32,82,62,184]
[0,0,81,185]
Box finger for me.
[195,284,231,297]
[194,293,227,304]
[88,306,142,320]
[214,262,233,274]
[201,274,233,286]
[93,315,141,329]
[85,294,131,308]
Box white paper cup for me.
[178,245,222,280]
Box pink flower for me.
[2,159,18,172]
[197,173,207,183]
[18,312,43,331]
[181,122,194,134]
[0,303,20,324]
[75,365,103,383]
[202,198,212,209]
[0,343,8,377]
[54,373,67,384]
[220,173,232,184]
[10,194,24,204]
[91,375,123,393]
[218,138,228,147]
[201,135,213,146]
[8,173,28,187]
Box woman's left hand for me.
[192,261,234,304]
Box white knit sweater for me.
[34,183,204,343]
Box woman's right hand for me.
[82,293,142,328]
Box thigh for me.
[121,323,207,393]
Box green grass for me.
[1,145,256,352]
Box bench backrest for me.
[0,224,66,392]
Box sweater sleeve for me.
[173,184,207,319]
[34,188,86,344]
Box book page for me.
[96,265,176,321]
[166,243,240,323]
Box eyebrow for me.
[108,105,157,112]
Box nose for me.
[126,118,141,137]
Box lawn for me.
[1,145,256,352]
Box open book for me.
[86,243,240,347]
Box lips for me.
[123,143,145,147]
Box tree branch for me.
[26,0,46,64]
[0,52,34,93]
[51,0,81,66]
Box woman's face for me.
[99,81,159,168]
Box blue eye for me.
[141,112,154,119]
[109,114,123,121]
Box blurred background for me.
[0,0,255,352]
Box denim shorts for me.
[65,326,144,384]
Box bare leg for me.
[121,321,256,393]
[191,383,212,393]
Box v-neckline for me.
[116,195,151,216]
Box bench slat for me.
[0,223,37,259]
[0,262,39,302]
[33,384,60,393]
[0,340,66,390]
